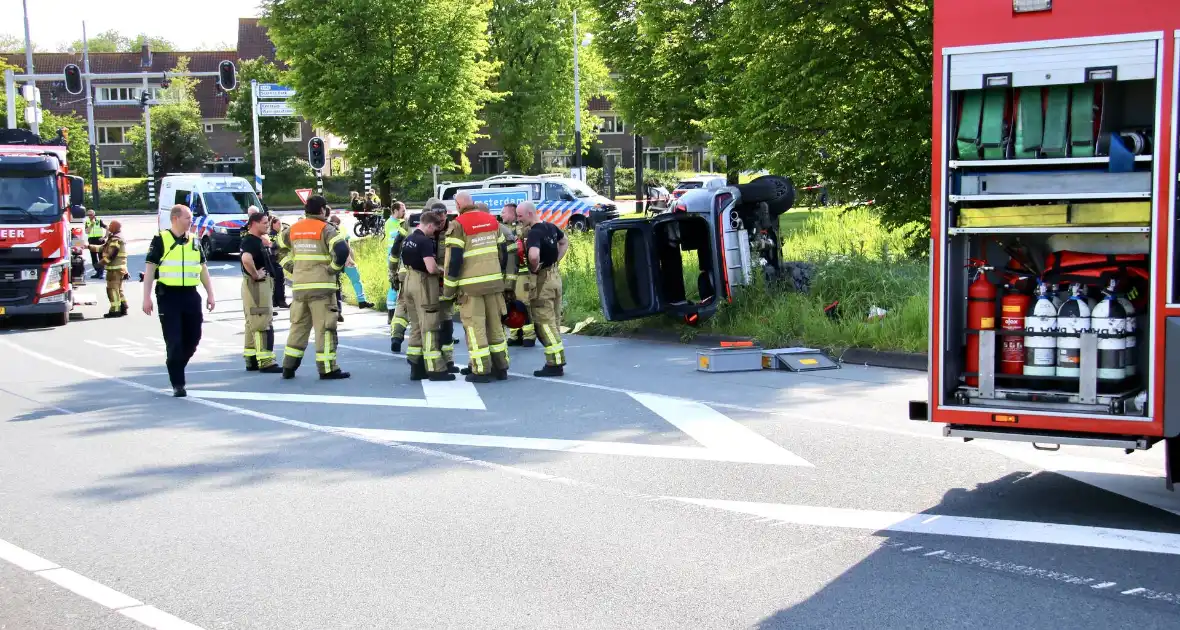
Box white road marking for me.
[1123,587,1147,595]
[629,393,811,467]
[1092,582,1118,589]
[924,549,946,557]
[0,537,205,629]
[670,498,1180,556]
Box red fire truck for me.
[910,0,1179,489]
[0,128,86,326]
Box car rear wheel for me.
[737,175,796,216]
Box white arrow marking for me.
[672,497,1180,556]
[187,376,485,411]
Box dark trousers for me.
[269,257,286,305]
[87,237,104,269]
[158,288,204,388]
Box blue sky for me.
[1,0,263,52]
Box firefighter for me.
[499,203,535,347]
[84,209,106,279]
[428,200,460,370]
[95,220,127,318]
[277,195,351,380]
[517,200,569,377]
[441,191,512,383]
[386,201,417,353]
[400,210,454,381]
[240,211,282,373]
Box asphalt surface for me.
[1,232,1179,629]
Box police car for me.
[434,174,619,230]
[157,174,262,258]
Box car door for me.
[593,218,664,321]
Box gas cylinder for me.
[1056,284,1092,379]
[1024,283,1057,377]
[1092,279,1127,382]
[1000,286,1032,375]
[966,265,997,387]
[1115,281,1137,378]
[1049,283,1065,311]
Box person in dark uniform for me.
[143,204,216,397]
[400,210,454,381]
[517,201,569,377]
[268,215,288,308]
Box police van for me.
[434,174,619,230]
[157,174,262,258]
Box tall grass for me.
[340,236,393,309]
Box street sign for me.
[23,106,42,125]
[257,102,296,117]
[295,188,312,204]
[258,83,296,99]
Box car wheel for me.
[567,215,589,232]
[737,175,796,216]
[201,236,217,260]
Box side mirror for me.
[68,175,85,206]
[70,204,86,220]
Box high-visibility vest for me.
[157,230,202,287]
[102,236,127,271]
[279,216,347,298]
[442,209,506,298]
[85,218,104,239]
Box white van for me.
[157,174,262,257]
[434,174,619,230]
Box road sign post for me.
[251,83,297,202]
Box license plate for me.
[20,269,37,280]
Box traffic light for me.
[308,137,326,170]
[63,64,83,95]
[218,61,237,91]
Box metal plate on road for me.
[257,102,296,117]
[258,83,296,99]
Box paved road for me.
[2,247,1179,629]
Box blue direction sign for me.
[258,83,296,99]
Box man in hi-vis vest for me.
[440,191,512,383]
[276,196,352,380]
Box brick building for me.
[6,17,710,181]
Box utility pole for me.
[21,0,38,135]
[572,10,582,179]
[142,75,156,207]
[82,23,100,211]
[250,79,263,199]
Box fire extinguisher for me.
[966,260,996,387]
[999,282,1032,375]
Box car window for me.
[203,191,260,215]
[174,189,190,206]
[565,180,595,198]
[544,181,568,201]
[675,181,702,190]
[441,184,482,200]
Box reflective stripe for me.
[243,349,258,357]
[489,341,508,353]
[284,347,304,358]
[292,282,339,291]
[423,351,442,360]
[458,273,504,286]
[544,344,566,355]
[445,238,465,248]
[105,264,125,270]
[522,324,535,332]
[329,263,344,272]
[280,256,292,266]
[392,317,409,327]
[504,274,517,282]
[466,245,498,258]
[293,254,331,261]
[406,346,424,356]
[441,344,453,352]
[328,234,347,247]
[469,348,491,358]
[443,278,459,288]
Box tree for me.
[486,0,610,172]
[714,0,933,225]
[262,0,498,200]
[63,30,174,53]
[121,57,211,177]
[0,33,38,53]
[40,111,92,184]
[225,57,312,194]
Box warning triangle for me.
[294,188,312,204]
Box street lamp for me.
[572,11,593,180]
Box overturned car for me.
[593,175,796,325]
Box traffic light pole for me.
[82,22,100,212]
[142,75,156,208]
[315,169,323,195]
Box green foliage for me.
[65,30,174,53]
[486,1,610,171]
[262,0,498,189]
[121,57,212,177]
[710,0,933,225]
[342,236,392,309]
[84,178,151,211]
[0,34,38,53]
[39,111,92,183]
[780,206,924,262]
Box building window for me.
[204,123,215,133]
[643,146,691,171]
[478,150,504,175]
[541,150,572,169]
[100,160,124,178]
[96,86,162,104]
[282,123,302,143]
[596,115,624,135]
[97,125,133,145]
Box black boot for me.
[259,364,283,374]
[460,365,473,376]
[507,337,523,347]
[533,364,564,378]
[428,371,456,382]
[493,368,509,381]
[282,368,296,380]
[320,369,351,380]
[446,362,460,374]
[245,358,259,372]
[172,386,187,397]
[119,303,128,316]
[391,337,403,353]
[103,311,121,319]
[465,372,490,384]
[409,361,426,381]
